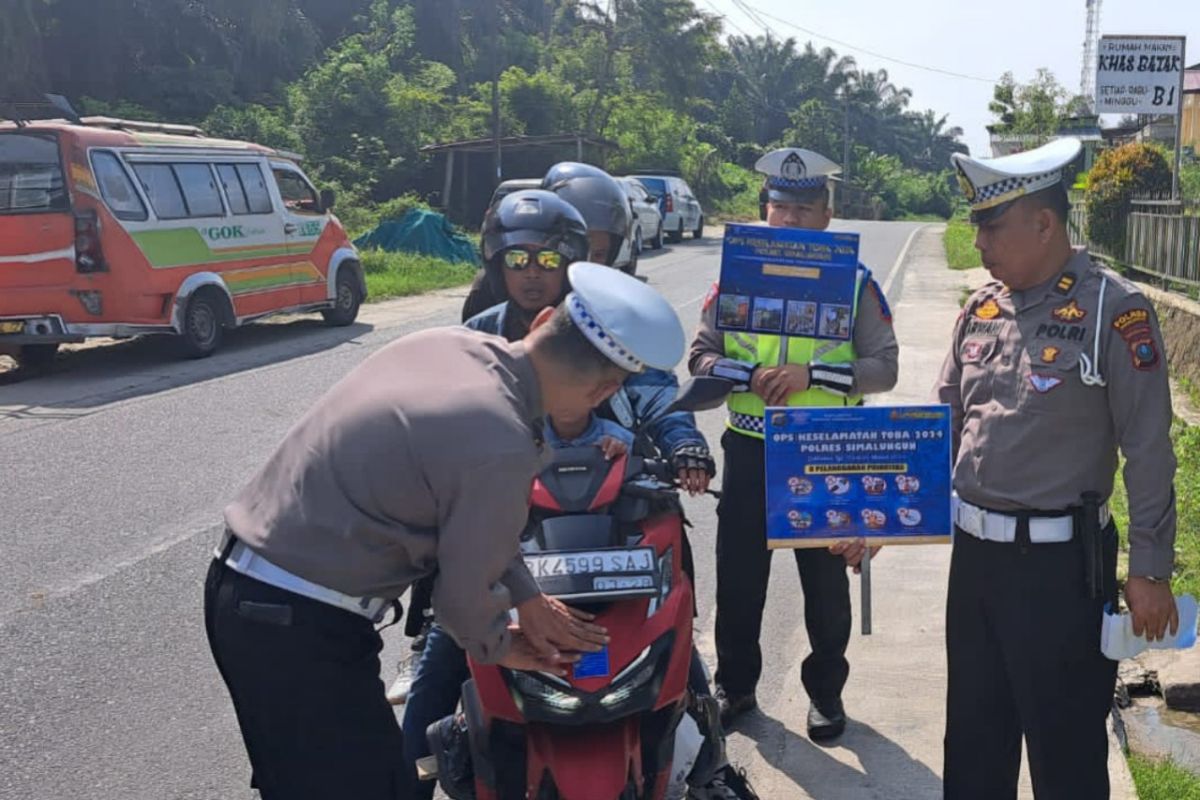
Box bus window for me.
[216,164,250,215]
[174,164,225,218]
[0,133,68,214]
[236,164,273,214]
[272,168,322,215]
[132,163,188,220]
[91,151,147,221]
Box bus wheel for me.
[178,290,225,359]
[322,268,362,327]
[17,344,59,370]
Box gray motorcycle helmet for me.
[541,162,632,267]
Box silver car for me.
[617,176,665,252]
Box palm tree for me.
[725,33,808,144]
[910,110,966,170]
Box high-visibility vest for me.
[724,273,863,438]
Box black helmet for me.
[481,189,590,263]
[478,189,589,306]
[541,162,632,267]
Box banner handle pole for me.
[861,545,872,636]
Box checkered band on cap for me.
[969,169,1061,211]
[768,175,828,191]
[566,292,644,372]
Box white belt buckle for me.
[957,500,984,539]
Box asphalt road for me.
[0,219,924,800]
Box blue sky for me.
[701,0,1199,158]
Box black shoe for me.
[807,697,847,744]
[716,688,757,729]
[698,764,761,800]
[426,715,474,800]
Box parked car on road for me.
[486,178,541,212]
[617,176,664,252]
[628,173,704,243]
[0,113,362,367]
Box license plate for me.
[0,321,23,334]
[524,548,655,579]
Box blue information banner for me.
[717,223,860,341]
[764,405,953,547]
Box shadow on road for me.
[739,712,944,799]
[0,318,373,416]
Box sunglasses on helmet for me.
[501,247,566,271]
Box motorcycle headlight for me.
[504,632,677,725]
[508,670,584,715]
[600,647,658,709]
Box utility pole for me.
[842,88,851,181]
[488,2,502,185]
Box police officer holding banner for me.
[689,148,899,740]
[937,137,1180,798]
[205,263,686,799]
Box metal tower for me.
[1080,0,1102,111]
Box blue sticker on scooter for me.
[573,647,610,679]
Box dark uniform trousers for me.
[944,520,1119,800]
[714,429,852,703]
[205,549,412,800]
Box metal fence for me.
[1127,212,1200,286]
[1071,204,1200,288]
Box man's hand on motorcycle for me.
[499,629,578,676]
[516,594,609,660]
[677,468,710,495]
[830,538,882,574]
[753,364,811,406]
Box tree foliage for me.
[3,0,968,220]
[1085,143,1173,256]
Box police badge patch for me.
[1052,300,1087,322]
[974,299,1001,320]
[781,151,807,181]
[1028,374,1063,394]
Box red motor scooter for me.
[428,377,732,800]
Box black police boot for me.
[807,696,846,744]
[715,687,757,729]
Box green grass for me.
[360,249,477,302]
[1129,754,1200,800]
[943,220,983,270]
[898,212,949,222]
[1110,419,1200,599]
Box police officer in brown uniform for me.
[689,148,898,740]
[205,263,686,799]
[937,137,1181,799]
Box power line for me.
[727,0,1001,85]
[697,0,752,38]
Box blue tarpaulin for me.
[353,209,479,265]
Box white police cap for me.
[565,262,685,372]
[952,137,1081,223]
[755,148,841,202]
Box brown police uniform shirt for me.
[224,328,545,663]
[934,248,1176,579]
[689,269,900,396]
